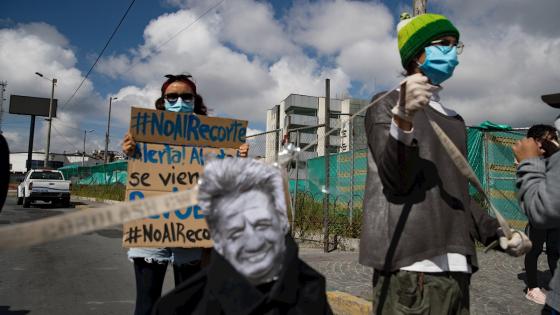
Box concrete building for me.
[265,94,369,177]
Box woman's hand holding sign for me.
[123,132,136,156]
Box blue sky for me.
[1,0,559,154]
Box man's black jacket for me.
[153,235,333,315]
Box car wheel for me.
[22,197,31,208]
[17,197,23,205]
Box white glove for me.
[499,229,532,257]
[391,73,435,122]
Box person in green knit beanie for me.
[359,12,531,315]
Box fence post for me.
[349,117,354,226]
[292,130,300,237]
[323,79,330,253]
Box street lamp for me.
[35,72,57,168]
[83,129,95,166]
[104,96,118,164]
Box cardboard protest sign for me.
[126,144,236,192]
[123,107,247,248]
[130,107,247,148]
[123,189,212,247]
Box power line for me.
[52,125,82,153]
[156,0,225,53]
[52,120,84,131]
[123,0,225,75]
[61,0,137,111]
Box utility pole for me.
[83,129,94,166]
[0,81,6,134]
[35,72,57,168]
[413,0,427,15]
[104,96,117,164]
[323,78,330,253]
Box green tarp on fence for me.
[58,160,128,185]
[302,125,528,228]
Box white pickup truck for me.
[17,169,72,208]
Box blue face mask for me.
[418,45,459,85]
[164,97,194,113]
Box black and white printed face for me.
[213,189,286,284]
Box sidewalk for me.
[63,196,547,314]
[300,246,548,315]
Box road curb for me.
[327,291,372,315]
[72,196,123,205]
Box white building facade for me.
[265,94,369,178]
[9,152,104,174]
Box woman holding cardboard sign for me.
[122,74,249,315]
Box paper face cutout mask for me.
[213,189,286,284]
[198,158,289,285]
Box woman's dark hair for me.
[401,51,424,77]
[527,124,557,141]
[155,74,208,115]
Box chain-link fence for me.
[270,123,530,251]
[57,124,530,249]
[467,127,529,230]
[282,117,369,250]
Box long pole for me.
[104,97,115,164]
[349,117,354,225]
[413,0,427,15]
[323,79,330,253]
[44,78,57,168]
[0,81,6,134]
[83,130,86,167]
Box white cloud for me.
[285,0,400,95]
[0,23,106,153]
[425,3,560,127]
[6,0,558,161]
[336,38,402,91]
[2,131,24,151]
[431,0,560,38]
[98,3,351,129]
[163,0,300,60]
[215,0,299,59]
[288,0,394,55]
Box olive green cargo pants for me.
[372,270,470,315]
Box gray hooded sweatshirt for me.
[517,152,560,310]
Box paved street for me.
[0,195,174,315]
[0,195,551,314]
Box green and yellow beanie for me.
[397,13,460,69]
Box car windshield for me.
[29,171,63,180]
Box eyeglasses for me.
[164,93,195,103]
[429,39,464,55]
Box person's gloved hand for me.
[498,228,532,257]
[391,73,435,122]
